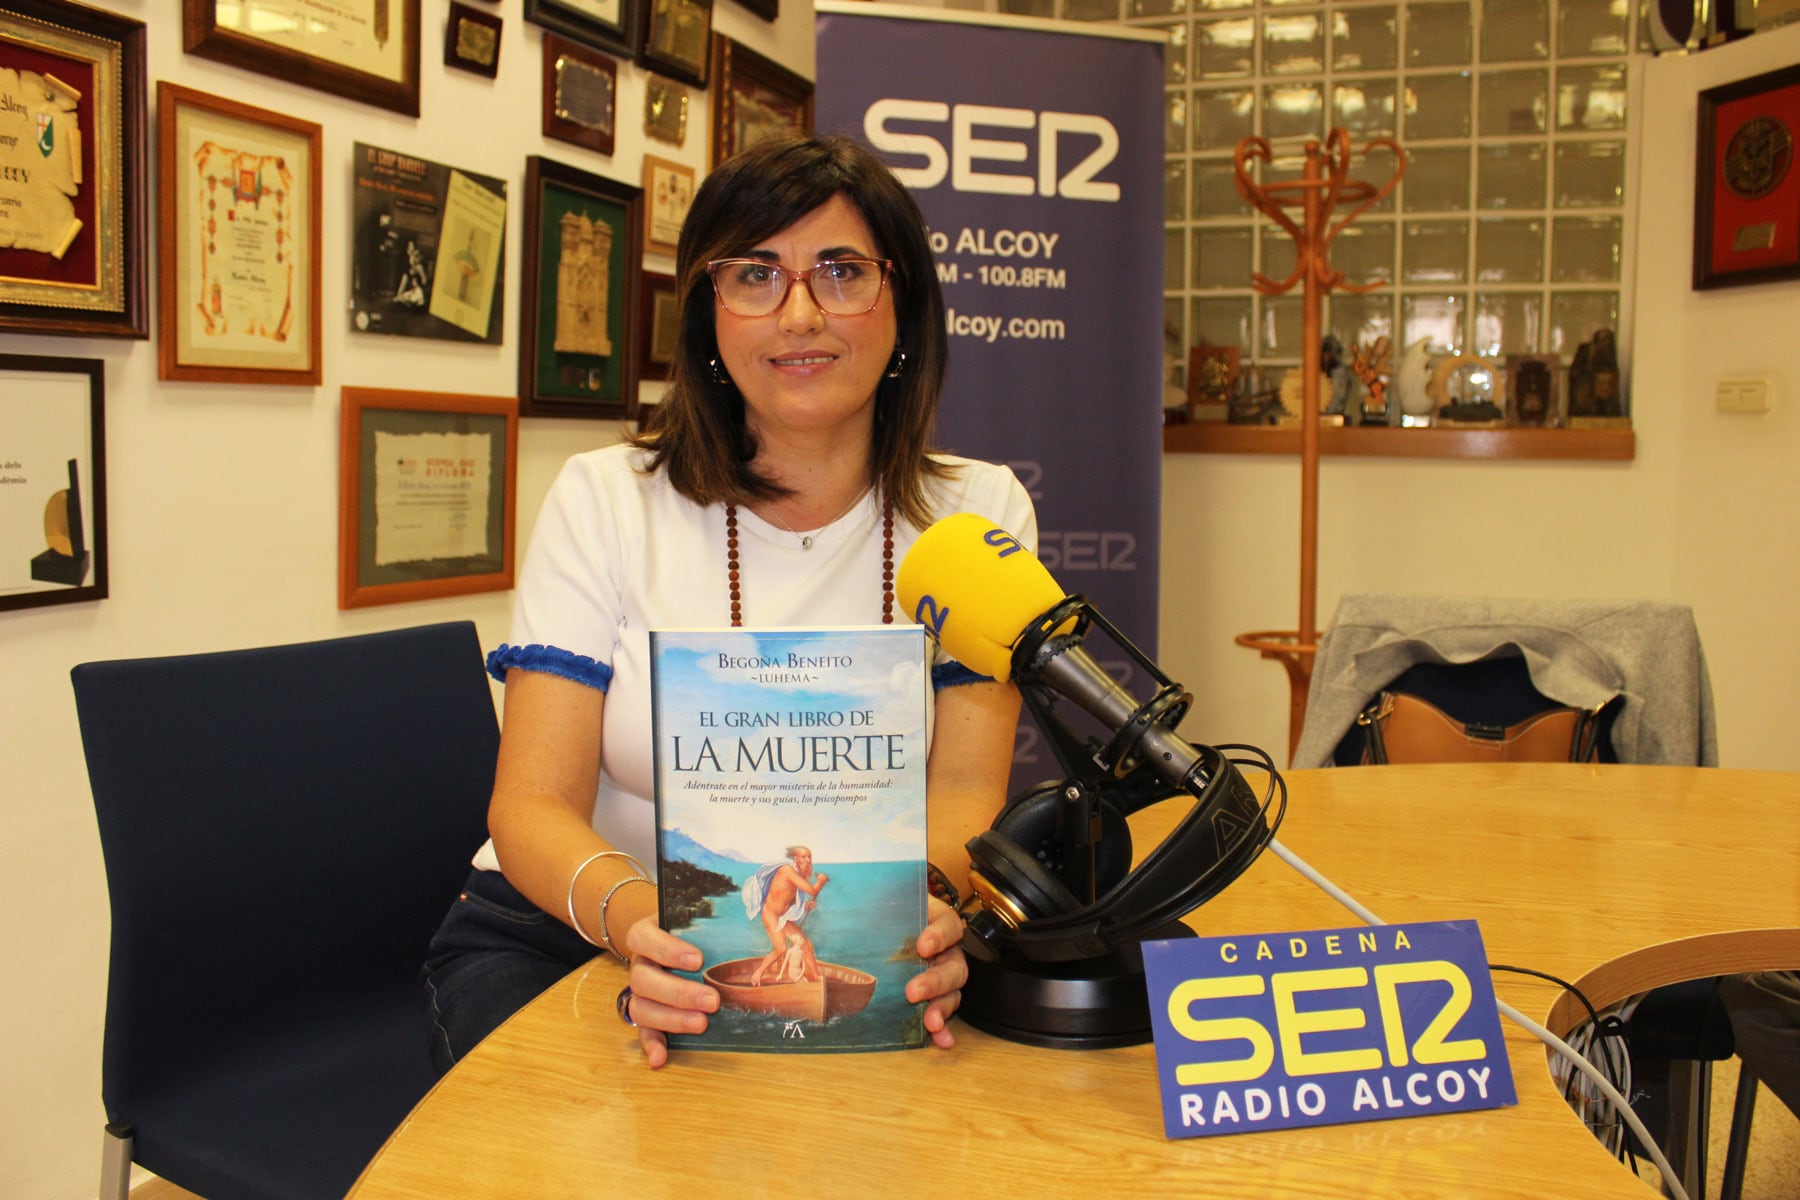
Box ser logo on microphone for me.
[983,528,1024,558]
[908,524,1025,637]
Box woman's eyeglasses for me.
[706,257,893,317]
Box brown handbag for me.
[1356,690,1606,765]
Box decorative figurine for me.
[1568,328,1622,417]
[1434,358,1505,424]
[1350,335,1392,424]
[1391,337,1435,422]
[1567,341,1592,414]
[1588,329,1622,416]
[1320,334,1353,414]
[1187,344,1240,422]
[1509,358,1553,427]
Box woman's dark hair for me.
[629,132,952,529]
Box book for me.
[649,625,931,1052]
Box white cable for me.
[1264,835,1691,1200]
[1556,1016,1633,1157]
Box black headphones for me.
[960,742,1279,964]
[948,594,1285,966]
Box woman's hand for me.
[905,896,970,1049]
[622,917,719,1069]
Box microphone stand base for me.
[956,921,1194,1049]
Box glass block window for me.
[997,0,1637,388]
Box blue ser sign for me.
[1142,921,1517,1139]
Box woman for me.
[421,133,1037,1071]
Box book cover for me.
[649,625,931,1052]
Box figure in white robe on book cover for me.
[742,847,830,986]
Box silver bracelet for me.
[565,850,650,948]
[599,876,656,962]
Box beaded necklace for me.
[725,500,896,626]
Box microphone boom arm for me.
[1013,595,1206,792]
[1009,596,1211,904]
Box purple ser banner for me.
[814,4,1167,790]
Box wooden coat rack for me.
[1229,129,1404,762]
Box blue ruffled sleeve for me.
[487,643,614,692]
[931,660,994,691]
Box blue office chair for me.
[73,622,498,1200]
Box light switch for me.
[1716,379,1773,414]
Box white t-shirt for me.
[472,443,1038,876]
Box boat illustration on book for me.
[702,958,878,1024]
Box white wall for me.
[4,9,1798,1198]
[1162,26,1800,774]
[1657,32,1800,772]
[0,2,812,1196]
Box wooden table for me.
[349,765,1800,1199]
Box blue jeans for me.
[419,868,599,1076]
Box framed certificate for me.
[642,155,694,257]
[338,386,517,609]
[520,155,643,419]
[0,354,107,612]
[639,268,677,382]
[644,74,690,147]
[525,0,639,61]
[183,0,422,118]
[639,0,713,90]
[351,143,507,344]
[1693,63,1800,290]
[157,84,321,385]
[0,1,147,339]
[542,34,617,158]
[709,34,812,165]
[445,3,503,78]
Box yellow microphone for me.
[895,513,1065,680]
[900,513,1208,791]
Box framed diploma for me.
[639,268,677,383]
[0,1,147,339]
[520,155,643,419]
[445,3,503,79]
[709,34,813,166]
[0,354,107,612]
[1694,63,1800,291]
[337,386,517,609]
[157,84,321,385]
[642,155,694,257]
[524,0,639,61]
[351,143,507,344]
[639,0,713,90]
[542,34,616,158]
[183,0,421,118]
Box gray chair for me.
[73,622,498,1200]
[1295,593,1746,1198]
[1292,592,1716,770]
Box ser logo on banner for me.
[862,100,1119,201]
[1142,921,1517,1139]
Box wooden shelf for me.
[1162,422,1635,461]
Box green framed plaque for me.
[519,155,643,419]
